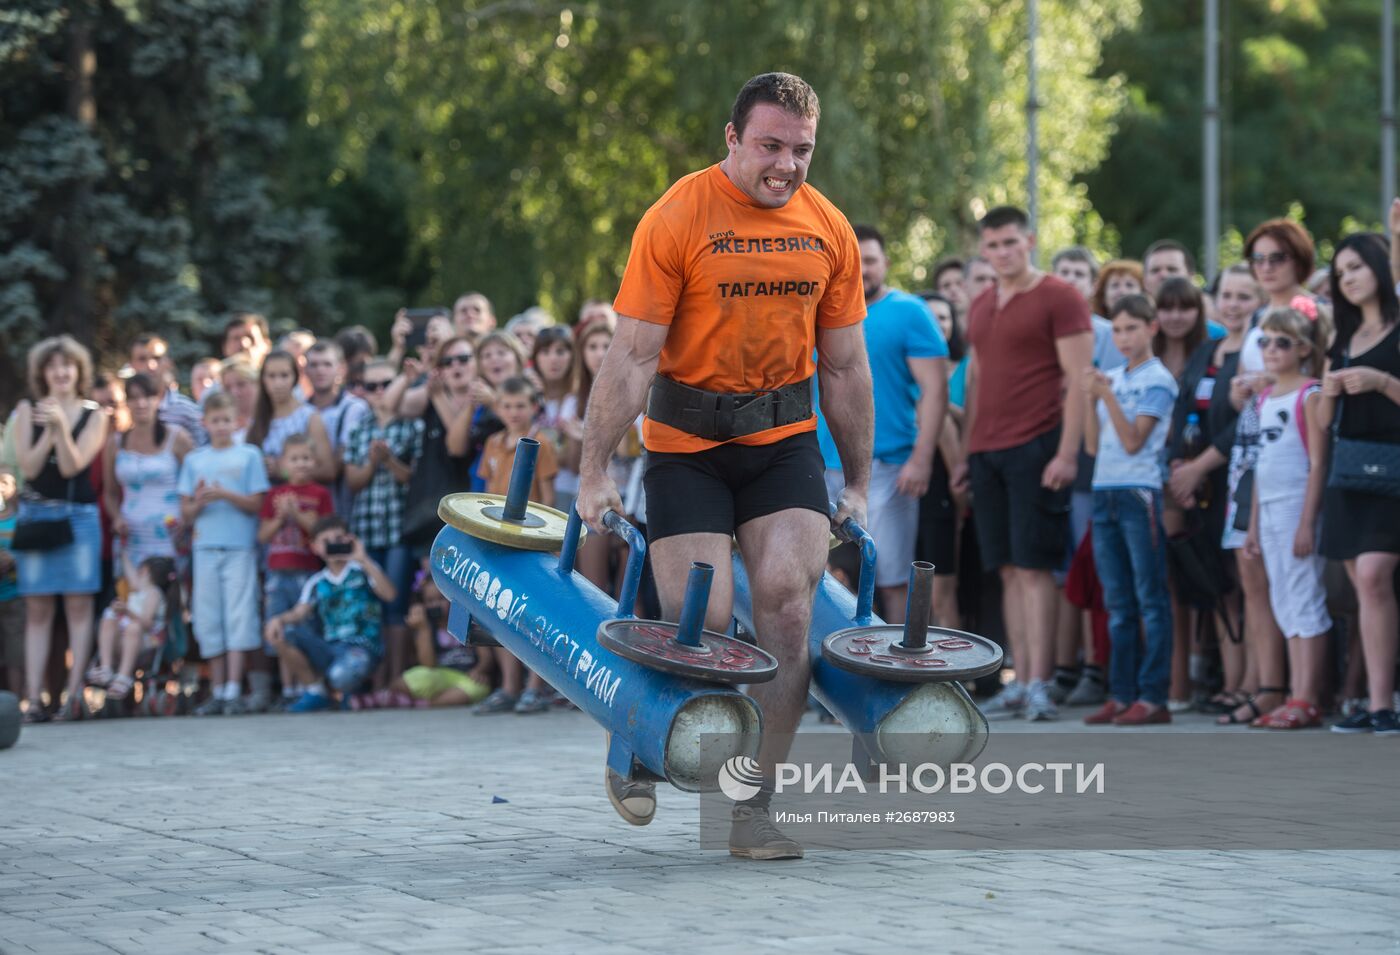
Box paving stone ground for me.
[2,707,1396,954]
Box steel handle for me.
[602,509,647,617]
[831,513,877,625]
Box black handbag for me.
[1327,352,1400,498]
[12,482,76,552]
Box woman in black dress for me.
[1319,233,1400,734]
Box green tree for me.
[299,0,1140,318]
[1085,0,1389,272]
[0,0,338,405]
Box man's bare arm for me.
[897,355,948,497]
[576,315,667,530]
[817,322,874,524]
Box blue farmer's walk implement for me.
[429,438,770,791]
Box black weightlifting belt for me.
[646,374,814,442]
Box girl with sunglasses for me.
[1238,300,1333,729]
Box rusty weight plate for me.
[821,625,1003,683]
[597,619,779,685]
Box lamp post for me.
[1383,0,1396,223]
[1203,0,1221,283]
[1027,0,1040,261]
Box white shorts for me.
[191,548,262,657]
[1258,499,1331,639]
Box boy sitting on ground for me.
[264,515,396,712]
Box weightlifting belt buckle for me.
[728,390,776,436]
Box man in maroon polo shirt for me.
[952,206,1094,722]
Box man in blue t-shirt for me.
[819,225,948,622]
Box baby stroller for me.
[96,607,194,718]
[135,609,196,717]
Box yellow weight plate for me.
[438,493,584,551]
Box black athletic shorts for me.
[643,431,830,542]
[916,450,958,577]
[967,427,1071,571]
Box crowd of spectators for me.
[2,206,1399,736]
[0,298,639,721]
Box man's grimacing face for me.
[724,103,817,209]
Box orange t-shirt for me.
[613,164,866,453]
[477,430,560,502]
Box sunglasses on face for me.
[536,327,572,345]
[438,353,474,367]
[1250,252,1290,267]
[1257,335,1297,351]
[362,380,395,392]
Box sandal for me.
[1200,691,1249,715]
[106,674,134,701]
[85,664,113,687]
[1216,687,1287,725]
[22,699,50,724]
[1252,698,1322,730]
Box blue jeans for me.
[263,569,313,656]
[286,631,380,692]
[1092,489,1174,706]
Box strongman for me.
[577,72,874,860]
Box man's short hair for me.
[282,433,312,453]
[225,312,270,340]
[931,257,965,285]
[978,206,1030,234]
[964,255,991,276]
[1143,238,1196,276]
[279,328,317,350]
[306,340,343,363]
[130,333,168,355]
[455,292,495,316]
[335,326,377,361]
[311,514,350,540]
[852,225,885,251]
[1051,246,1100,278]
[730,72,821,139]
[505,307,553,335]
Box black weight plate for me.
[821,625,1003,683]
[597,619,779,685]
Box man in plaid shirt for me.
[344,359,424,681]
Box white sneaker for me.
[1024,680,1059,722]
[979,681,1028,721]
